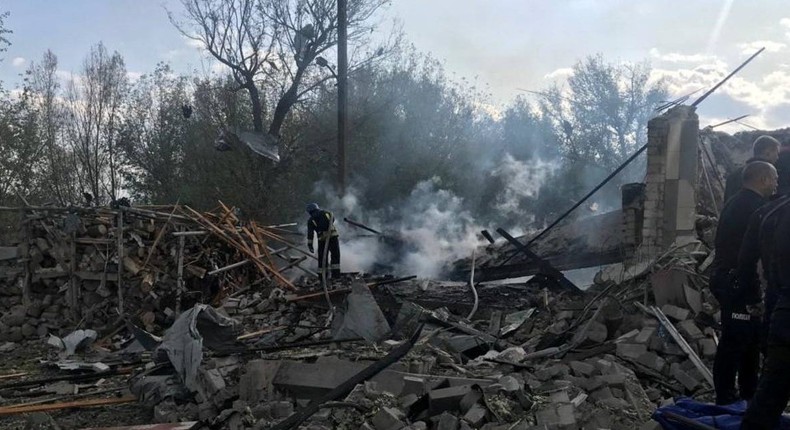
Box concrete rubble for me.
[0,234,722,430]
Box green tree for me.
[539,54,667,171]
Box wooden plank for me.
[0,372,27,381]
[182,206,295,290]
[0,395,136,416]
[76,271,119,282]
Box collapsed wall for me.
[0,205,296,343]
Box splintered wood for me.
[0,202,306,327]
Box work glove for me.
[307,243,314,254]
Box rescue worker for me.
[722,135,780,204]
[740,198,790,429]
[305,203,341,279]
[711,161,778,405]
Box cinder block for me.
[429,385,472,414]
[598,374,626,388]
[570,361,596,377]
[616,343,647,360]
[671,366,700,392]
[661,304,690,321]
[371,406,405,430]
[636,351,667,373]
[677,320,704,340]
[462,403,487,427]
[436,412,459,430]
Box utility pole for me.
[337,0,348,194]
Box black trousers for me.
[712,306,760,404]
[742,300,790,430]
[711,269,761,405]
[317,236,340,278]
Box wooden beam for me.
[0,395,136,416]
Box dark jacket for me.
[737,195,790,306]
[307,209,338,244]
[714,188,767,270]
[723,157,768,204]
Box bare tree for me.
[170,0,277,133]
[169,0,389,144]
[26,51,80,205]
[64,43,128,204]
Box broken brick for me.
[569,360,596,377]
[371,406,405,430]
[463,403,488,427]
[661,304,690,321]
[671,366,700,392]
[636,351,667,373]
[429,385,472,414]
[616,343,647,360]
[676,320,704,340]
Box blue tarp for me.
[653,397,790,430]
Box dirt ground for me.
[0,340,153,430]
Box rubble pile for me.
[0,210,722,430]
[60,240,713,430]
[0,203,305,347]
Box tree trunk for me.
[246,78,264,133]
[268,67,306,138]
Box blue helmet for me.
[305,202,320,214]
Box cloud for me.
[11,57,26,68]
[126,71,143,82]
[182,35,205,50]
[652,57,790,132]
[544,67,574,80]
[737,40,787,55]
[649,48,717,64]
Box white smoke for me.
[311,177,483,278]
[492,154,560,218]
[309,154,558,279]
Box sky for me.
[2,0,790,133]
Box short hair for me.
[743,161,776,185]
[753,135,781,156]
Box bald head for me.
[753,135,781,163]
[742,161,778,198]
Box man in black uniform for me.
[711,161,778,405]
[737,193,790,352]
[723,135,780,204]
[305,203,341,279]
[740,197,790,429]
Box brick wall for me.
[640,105,699,254]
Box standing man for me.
[711,161,778,405]
[740,196,790,429]
[723,135,780,204]
[737,191,790,354]
[305,203,341,279]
